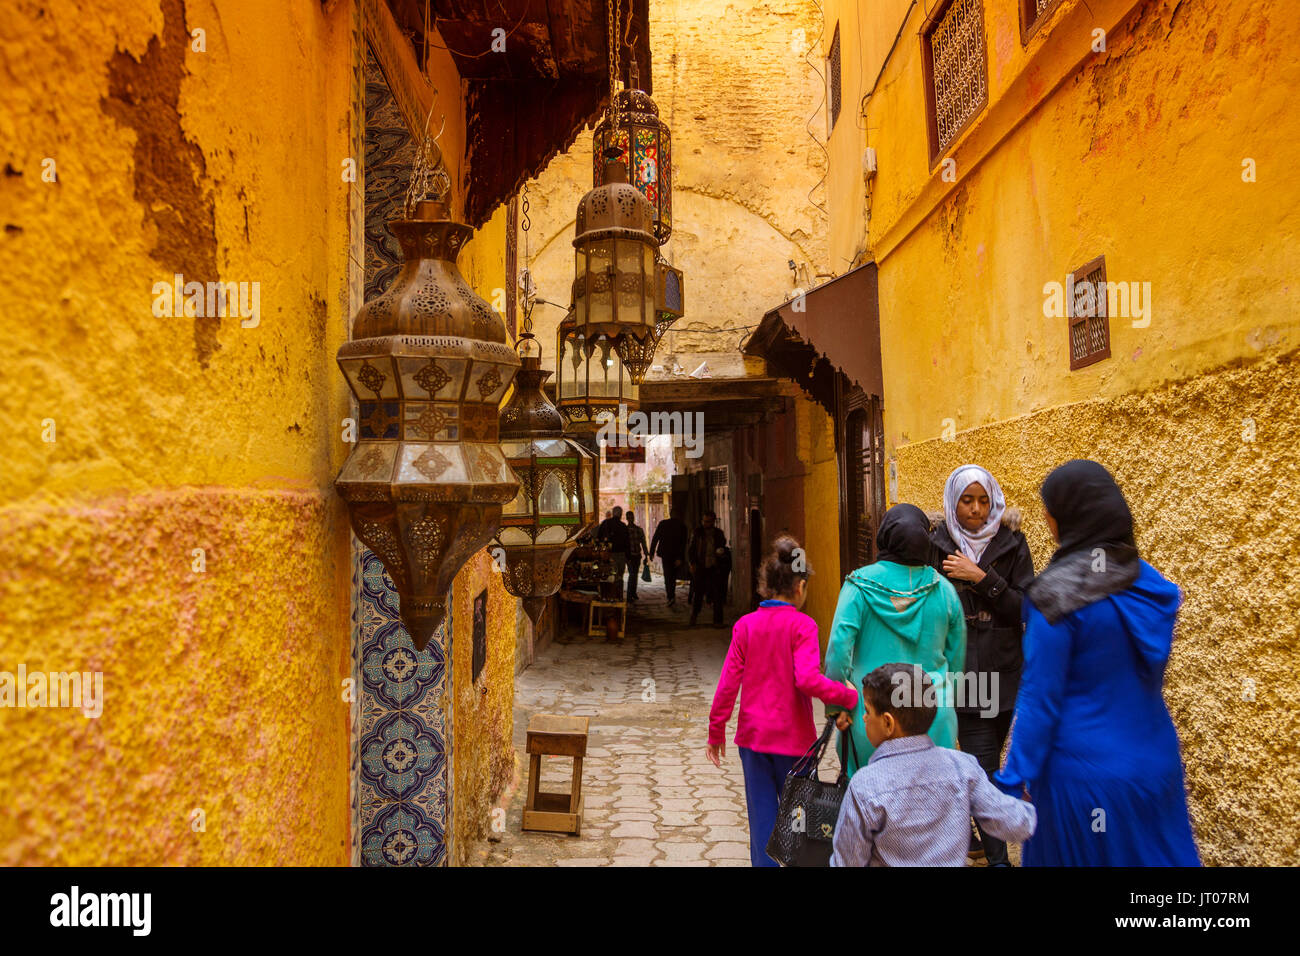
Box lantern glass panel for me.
[538,471,568,514]
[537,525,569,545]
[587,241,614,327]
[503,484,530,516]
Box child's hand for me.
[835,712,852,732]
[705,743,724,767]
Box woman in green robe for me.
[824,504,967,775]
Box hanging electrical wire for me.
[803,0,830,218]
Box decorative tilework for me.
[354,41,452,867]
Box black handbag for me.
[765,717,859,867]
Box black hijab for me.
[1040,459,1139,565]
[876,504,933,567]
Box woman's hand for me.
[835,712,852,732]
[942,552,986,583]
[705,743,724,767]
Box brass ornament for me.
[337,199,521,650]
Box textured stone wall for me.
[896,348,1300,866]
[519,0,831,368]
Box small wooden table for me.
[522,714,588,835]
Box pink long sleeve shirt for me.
[708,603,859,756]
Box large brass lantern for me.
[592,89,672,245]
[336,199,521,650]
[494,335,598,625]
[571,160,660,383]
[555,313,640,432]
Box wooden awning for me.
[744,262,883,413]
[387,0,653,228]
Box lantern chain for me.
[607,0,620,133]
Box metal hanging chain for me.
[607,0,620,133]
[519,184,536,335]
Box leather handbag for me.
[765,717,859,867]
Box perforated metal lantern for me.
[571,160,659,383]
[554,312,639,433]
[336,199,520,650]
[593,89,672,245]
[493,337,598,625]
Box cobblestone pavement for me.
[469,579,1010,867]
[469,580,844,867]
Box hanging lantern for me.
[593,88,672,245]
[571,160,660,384]
[493,334,598,625]
[335,198,520,650]
[554,312,640,432]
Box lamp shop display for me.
[491,332,599,625]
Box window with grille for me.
[1020,0,1065,43]
[828,24,842,132]
[922,0,989,164]
[1068,256,1111,370]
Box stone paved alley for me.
[472,580,844,868]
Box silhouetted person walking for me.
[626,510,649,601]
[688,510,727,627]
[649,507,689,607]
[597,505,630,599]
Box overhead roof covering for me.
[387,0,653,227]
[744,261,883,412]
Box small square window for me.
[1068,255,1111,370]
[1020,0,1065,44]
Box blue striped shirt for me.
[830,735,1036,867]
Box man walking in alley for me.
[688,510,727,627]
[597,505,630,599]
[650,507,689,607]
[625,511,649,602]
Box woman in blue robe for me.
[994,460,1199,866]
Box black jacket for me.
[649,517,688,561]
[687,525,727,576]
[930,520,1035,715]
[597,516,630,554]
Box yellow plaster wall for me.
[895,348,1300,866]
[795,396,841,634]
[0,0,361,863]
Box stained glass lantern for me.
[593,89,672,245]
[336,199,520,650]
[554,312,639,433]
[494,335,598,625]
[571,160,659,383]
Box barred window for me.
[1068,256,1112,370]
[828,24,842,131]
[922,0,989,163]
[1021,0,1065,43]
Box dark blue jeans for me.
[627,554,641,599]
[738,746,799,867]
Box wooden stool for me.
[522,714,588,835]
[587,600,626,637]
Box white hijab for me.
[942,465,1006,564]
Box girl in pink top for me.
[706,536,858,866]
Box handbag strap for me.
[836,724,860,785]
[790,717,836,779]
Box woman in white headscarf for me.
[931,464,1035,866]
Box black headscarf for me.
[1040,459,1139,565]
[875,504,933,567]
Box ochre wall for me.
[0,0,522,866]
[896,348,1300,866]
[0,0,360,864]
[845,0,1299,865]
